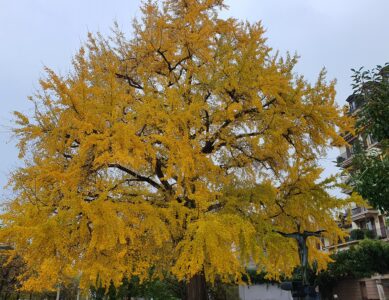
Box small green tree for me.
[349,228,365,241]
[90,279,106,300]
[107,281,117,300]
[351,64,389,212]
[115,276,181,300]
[349,228,375,240]
[0,253,25,299]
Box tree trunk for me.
[186,273,207,300]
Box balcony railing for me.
[351,207,379,215]
[351,207,379,222]
[337,152,353,168]
[352,207,364,215]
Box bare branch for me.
[115,73,144,90]
[201,107,259,154]
[155,158,172,192]
[108,163,161,190]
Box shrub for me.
[349,229,365,240]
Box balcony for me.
[337,152,353,168]
[346,94,365,115]
[351,207,379,222]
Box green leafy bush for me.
[316,240,389,296]
[349,229,365,240]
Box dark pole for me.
[275,229,325,300]
[0,245,13,251]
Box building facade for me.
[334,92,389,251]
[321,69,389,299]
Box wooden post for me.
[55,286,60,300]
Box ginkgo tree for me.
[1,0,357,299]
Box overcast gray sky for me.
[1,0,389,198]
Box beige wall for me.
[364,279,380,299]
[333,279,363,300]
[332,278,389,300]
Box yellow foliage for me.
[0,0,356,291]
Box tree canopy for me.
[350,64,389,211]
[0,0,356,294]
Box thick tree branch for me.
[274,229,326,238]
[267,199,296,220]
[262,98,276,109]
[206,202,224,212]
[108,163,162,190]
[201,107,259,154]
[157,49,173,72]
[235,131,263,139]
[155,158,172,192]
[115,73,144,90]
[0,245,13,250]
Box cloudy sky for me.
[1,0,388,199]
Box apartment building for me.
[321,78,389,299]
[326,71,389,251]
